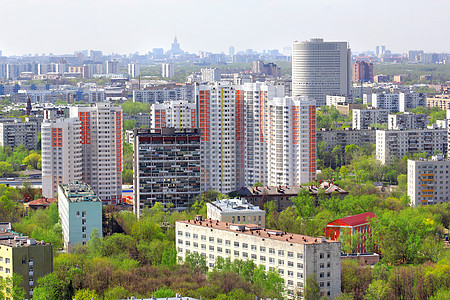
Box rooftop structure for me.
[206,198,266,227]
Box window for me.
[5,268,10,274]
[251,254,257,260]
[225,240,231,246]
[260,256,266,262]
[234,251,239,256]
[320,253,324,259]
[298,282,304,287]
[327,253,331,259]
[278,259,284,266]
[0,257,2,262]
[288,251,293,258]
[269,248,275,254]
[320,263,324,269]
[209,245,214,251]
[327,262,331,268]
[297,272,303,279]
[217,238,222,244]
[186,241,191,246]
[201,235,206,241]
[327,272,331,277]
[269,257,275,264]
[288,280,293,286]
[178,231,183,236]
[209,254,214,260]
[297,263,304,269]
[320,282,324,288]
[185,232,190,238]
[278,250,284,256]
[260,246,266,252]
[320,272,324,278]
[278,269,284,275]
[234,241,239,247]
[193,234,198,239]
[0,267,3,271]
[242,243,248,249]
[225,249,231,254]
[288,261,294,267]
[201,244,206,250]
[288,271,294,277]
[243,252,248,258]
[5,258,10,264]
[327,281,331,287]
[178,239,183,244]
[251,245,257,251]
[297,253,303,259]
[193,242,198,248]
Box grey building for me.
[0,120,38,150]
[317,129,376,151]
[352,108,389,130]
[388,113,428,130]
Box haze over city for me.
[2,0,450,55]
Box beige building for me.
[408,156,450,207]
[0,229,53,298]
[427,94,450,110]
[206,198,266,227]
[176,219,341,299]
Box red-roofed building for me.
[23,198,57,211]
[326,212,377,254]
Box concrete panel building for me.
[0,230,53,298]
[58,182,102,252]
[388,113,428,130]
[408,156,450,207]
[352,108,389,129]
[292,38,351,106]
[176,219,341,298]
[0,120,38,150]
[317,129,376,151]
[376,129,447,164]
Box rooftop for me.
[238,182,348,197]
[208,198,264,213]
[328,212,377,227]
[177,219,338,246]
[0,230,49,248]
[26,198,57,206]
[60,182,101,203]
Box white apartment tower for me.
[265,97,317,185]
[292,38,351,106]
[41,118,83,198]
[128,63,140,77]
[162,63,175,78]
[197,82,236,194]
[151,101,197,129]
[70,103,123,204]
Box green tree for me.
[0,161,14,175]
[74,289,100,300]
[292,189,317,220]
[0,273,26,300]
[123,119,137,131]
[153,286,175,298]
[22,153,41,169]
[304,273,321,300]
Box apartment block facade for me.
[376,129,447,164]
[0,231,53,298]
[151,101,197,129]
[70,103,123,204]
[0,121,38,150]
[41,118,83,198]
[388,113,428,130]
[206,198,266,227]
[352,108,389,130]
[408,156,450,207]
[317,129,376,151]
[58,182,102,252]
[176,220,341,298]
[132,128,201,217]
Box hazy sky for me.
[1,0,449,56]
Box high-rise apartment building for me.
[105,60,119,74]
[265,97,316,185]
[132,128,201,217]
[197,82,236,193]
[128,63,140,77]
[388,113,428,130]
[371,92,426,113]
[201,68,221,83]
[162,63,175,78]
[408,155,450,207]
[151,101,197,129]
[70,103,123,204]
[58,182,102,252]
[41,118,83,198]
[352,61,373,82]
[292,38,351,106]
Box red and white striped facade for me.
[70,103,123,204]
[151,101,196,129]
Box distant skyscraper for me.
[376,45,386,57]
[152,48,164,59]
[229,46,235,57]
[105,60,119,74]
[170,36,182,55]
[292,38,351,106]
[353,61,373,82]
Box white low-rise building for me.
[176,218,341,298]
[206,198,266,227]
[408,156,450,207]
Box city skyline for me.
[1,0,449,56]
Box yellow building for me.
[0,228,53,299]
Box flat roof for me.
[0,231,50,248]
[177,219,338,246]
